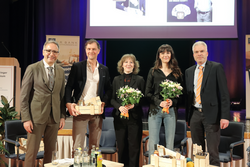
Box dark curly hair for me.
[152,44,182,78]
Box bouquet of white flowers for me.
[160,79,183,113]
[116,85,144,118]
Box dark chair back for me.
[174,120,187,150]
[219,121,244,162]
[5,120,27,158]
[87,117,116,154]
[4,119,44,165]
[99,117,116,153]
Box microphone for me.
[1,42,11,57]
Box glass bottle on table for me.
[94,147,100,167]
[74,148,81,167]
[90,145,96,167]
[82,150,89,166]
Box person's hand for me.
[160,99,172,108]
[125,104,134,110]
[59,118,65,130]
[220,119,229,129]
[119,106,129,115]
[23,120,33,133]
[100,102,105,114]
[66,103,79,116]
[167,99,172,107]
[186,122,190,129]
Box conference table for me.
[44,159,124,167]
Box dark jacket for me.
[185,60,230,125]
[65,60,112,117]
[111,74,145,121]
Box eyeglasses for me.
[44,49,59,54]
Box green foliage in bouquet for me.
[160,79,183,101]
[116,85,144,106]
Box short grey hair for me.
[43,40,60,52]
[192,41,207,52]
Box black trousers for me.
[113,116,142,167]
[190,108,220,166]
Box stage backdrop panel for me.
[246,35,250,119]
[0,65,14,107]
[46,35,80,84]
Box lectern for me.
[0,57,21,114]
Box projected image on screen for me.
[167,0,213,23]
[86,0,237,39]
[116,0,145,16]
[194,0,213,22]
[167,0,195,22]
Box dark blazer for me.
[20,60,66,124]
[111,74,145,120]
[65,60,112,115]
[185,60,230,125]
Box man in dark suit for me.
[20,41,66,167]
[65,39,112,152]
[185,41,230,166]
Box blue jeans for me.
[148,106,176,162]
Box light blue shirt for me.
[193,62,206,108]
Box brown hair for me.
[117,54,140,74]
[152,44,182,78]
[85,39,101,50]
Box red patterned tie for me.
[196,66,203,104]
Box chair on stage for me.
[219,121,245,167]
[4,120,44,167]
[86,117,117,161]
[142,119,188,164]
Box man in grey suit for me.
[185,41,230,166]
[20,41,66,166]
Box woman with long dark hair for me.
[145,44,183,161]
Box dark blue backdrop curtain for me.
[37,0,87,61]
[36,0,106,63]
[9,0,87,77]
[202,0,248,104]
[205,40,244,100]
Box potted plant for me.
[0,140,8,167]
[0,95,18,137]
[0,95,18,166]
